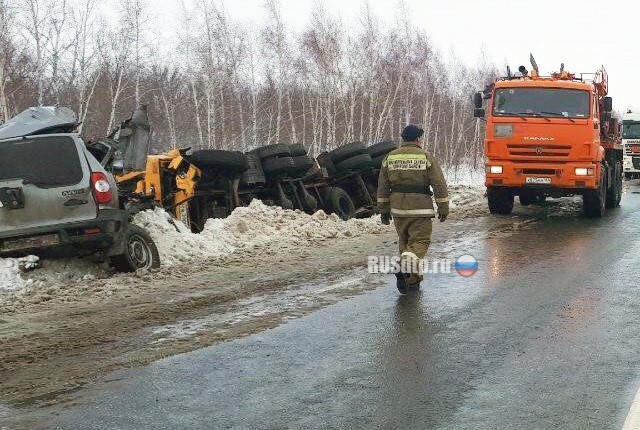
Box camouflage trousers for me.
[393,217,432,284]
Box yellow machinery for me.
[115,148,202,228]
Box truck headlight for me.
[489,165,503,174]
[575,168,593,176]
[494,124,513,138]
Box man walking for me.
[377,124,449,294]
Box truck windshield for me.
[493,88,590,119]
[623,121,640,139]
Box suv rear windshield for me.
[493,88,590,119]
[0,136,83,187]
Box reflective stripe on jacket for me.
[376,142,449,218]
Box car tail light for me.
[91,172,113,204]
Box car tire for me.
[329,141,367,163]
[288,143,308,157]
[322,186,355,220]
[262,156,295,175]
[335,153,373,172]
[257,143,291,159]
[110,225,161,272]
[367,141,397,158]
[487,187,514,215]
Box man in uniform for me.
[377,124,449,294]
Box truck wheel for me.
[317,151,337,175]
[257,143,291,159]
[606,162,622,208]
[262,157,295,175]
[583,172,606,218]
[335,153,373,172]
[328,141,367,163]
[288,143,308,157]
[367,141,397,158]
[371,154,387,169]
[519,191,536,206]
[322,187,355,220]
[189,150,249,176]
[290,155,315,178]
[110,225,160,272]
[487,187,514,215]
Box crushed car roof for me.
[0,106,78,140]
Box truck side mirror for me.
[473,92,483,109]
[474,108,485,118]
[603,96,613,113]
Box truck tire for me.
[606,161,622,208]
[257,143,290,159]
[329,141,367,163]
[288,143,308,157]
[302,163,323,182]
[371,154,387,169]
[519,191,536,206]
[583,170,606,218]
[335,153,373,172]
[189,150,249,174]
[317,151,337,175]
[262,156,295,175]
[322,187,355,220]
[110,225,161,272]
[487,187,514,215]
[367,140,397,158]
[290,155,315,177]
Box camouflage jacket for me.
[376,142,449,218]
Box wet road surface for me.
[8,186,640,429]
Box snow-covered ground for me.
[0,169,486,296]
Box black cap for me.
[401,124,424,142]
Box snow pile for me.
[444,165,485,210]
[135,200,385,267]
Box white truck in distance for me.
[623,110,640,179]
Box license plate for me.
[525,177,551,185]
[2,233,60,252]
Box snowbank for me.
[444,165,486,210]
[135,200,385,267]
[0,201,385,293]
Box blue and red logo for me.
[455,254,478,277]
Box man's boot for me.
[395,272,409,294]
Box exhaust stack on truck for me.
[473,56,623,217]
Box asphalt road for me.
[9,186,640,429]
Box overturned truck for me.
[88,106,398,232]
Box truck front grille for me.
[507,143,572,161]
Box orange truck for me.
[474,57,623,217]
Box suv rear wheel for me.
[110,225,160,272]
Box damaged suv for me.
[0,107,159,272]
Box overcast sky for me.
[158,0,636,111]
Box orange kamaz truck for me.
[474,57,623,217]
